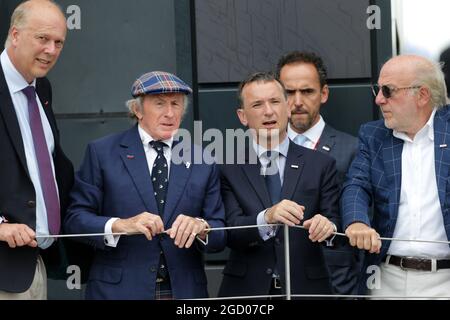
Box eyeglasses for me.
[371,84,421,99]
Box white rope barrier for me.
[36,223,450,245]
[34,223,450,300]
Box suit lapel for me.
[164,142,192,224]
[0,65,29,174]
[119,126,158,214]
[36,79,58,143]
[434,109,450,211]
[281,142,305,200]
[382,132,403,218]
[316,124,336,154]
[241,146,272,209]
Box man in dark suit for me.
[218,72,340,298]
[0,0,74,299]
[277,51,360,295]
[342,55,450,297]
[64,71,226,299]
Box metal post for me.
[284,224,291,300]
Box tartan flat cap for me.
[131,71,192,97]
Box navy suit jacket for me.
[0,65,75,292]
[218,141,340,297]
[64,126,226,299]
[341,105,450,292]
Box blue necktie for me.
[263,151,281,205]
[22,86,60,235]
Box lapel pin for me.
[44,101,49,106]
[322,145,331,152]
[185,162,191,169]
[291,164,299,169]
[440,144,447,148]
[126,155,135,159]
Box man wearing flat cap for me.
[64,71,226,299]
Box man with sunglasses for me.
[341,54,450,297]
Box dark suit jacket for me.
[341,106,450,293]
[64,126,226,299]
[0,65,74,292]
[317,124,358,186]
[315,124,361,295]
[218,141,340,297]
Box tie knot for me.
[150,140,167,154]
[295,134,308,146]
[263,150,279,161]
[22,86,36,100]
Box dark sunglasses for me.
[371,84,421,99]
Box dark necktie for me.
[22,86,60,235]
[150,141,169,216]
[263,151,282,205]
[150,140,169,282]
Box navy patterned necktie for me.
[263,151,282,205]
[150,141,168,215]
[22,86,60,235]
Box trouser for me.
[0,255,47,300]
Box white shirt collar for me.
[138,125,173,149]
[0,49,36,93]
[393,108,436,143]
[287,115,325,145]
[252,134,290,159]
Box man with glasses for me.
[341,54,450,297]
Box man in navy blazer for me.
[342,55,450,297]
[218,72,340,298]
[0,0,76,299]
[64,71,226,299]
[277,51,360,295]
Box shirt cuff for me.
[257,210,277,241]
[324,222,337,247]
[104,218,121,247]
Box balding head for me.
[5,0,66,49]
[5,0,67,83]
[382,55,448,108]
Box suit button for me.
[266,268,272,275]
[274,238,281,245]
[150,267,157,273]
[27,201,36,208]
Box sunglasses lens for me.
[381,85,391,98]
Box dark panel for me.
[48,0,177,114]
[57,117,133,169]
[322,85,375,136]
[195,0,371,83]
[0,0,21,47]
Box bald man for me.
[0,0,74,299]
[342,55,450,297]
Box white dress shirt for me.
[1,50,57,249]
[388,108,450,259]
[288,115,325,149]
